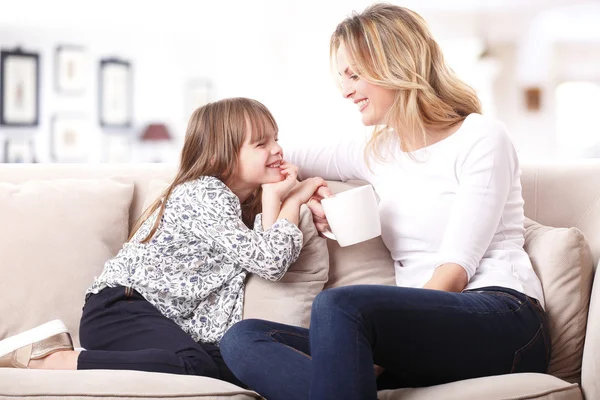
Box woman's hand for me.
[285,177,327,206]
[261,161,298,202]
[305,185,334,234]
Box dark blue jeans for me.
[77,286,243,386]
[220,285,550,400]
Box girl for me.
[220,5,550,400]
[0,97,325,384]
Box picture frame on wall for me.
[185,78,213,119]
[51,114,90,162]
[0,48,40,127]
[3,138,36,163]
[99,58,132,129]
[55,45,87,94]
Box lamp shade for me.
[140,123,172,141]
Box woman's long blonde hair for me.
[330,3,482,158]
[130,97,277,243]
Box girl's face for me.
[234,124,284,191]
[337,43,396,126]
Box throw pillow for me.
[0,178,134,347]
[323,181,395,289]
[243,205,329,328]
[524,217,594,383]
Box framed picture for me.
[185,78,213,119]
[51,114,90,162]
[55,45,87,94]
[103,134,132,163]
[0,48,40,127]
[99,58,132,128]
[3,138,36,163]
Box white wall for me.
[1,0,600,163]
[0,26,191,162]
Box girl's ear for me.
[209,155,215,166]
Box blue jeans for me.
[220,285,550,400]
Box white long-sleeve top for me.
[87,176,303,343]
[288,113,544,306]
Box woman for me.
[219,5,550,400]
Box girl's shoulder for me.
[176,176,228,193]
[174,176,239,211]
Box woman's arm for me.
[423,263,468,292]
[426,124,518,292]
[286,137,369,182]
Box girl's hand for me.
[261,161,298,202]
[286,177,327,205]
[306,185,333,234]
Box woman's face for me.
[337,43,396,126]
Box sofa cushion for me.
[325,237,395,289]
[378,372,581,400]
[143,180,330,329]
[0,369,260,399]
[0,178,134,347]
[524,218,594,383]
[243,205,329,327]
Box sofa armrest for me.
[582,260,599,400]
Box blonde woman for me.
[220,4,550,400]
[0,98,325,381]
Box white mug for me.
[320,185,381,247]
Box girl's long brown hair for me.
[130,97,278,243]
[330,3,482,159]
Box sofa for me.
[0,162,598,400]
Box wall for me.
[1,1,599,163]
[0,26,190,162]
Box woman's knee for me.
[311,287,361,324]
[220,319,272,362]
[312,287,354,315]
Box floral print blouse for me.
[87,176,303,344]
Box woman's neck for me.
[400,119,465,152]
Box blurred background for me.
[1,0,599,164]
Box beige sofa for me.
[0,162,598,400]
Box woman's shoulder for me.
[461,113,511,141]
[457,113,515,152]
[453,114,518,172]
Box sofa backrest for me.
[1,162,597,264]
[521,162,600,265]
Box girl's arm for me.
[260,191,300,231]
[191,177,323,282]
[260,161,299,230]
[261,178,326,230]
[261,161,326,230]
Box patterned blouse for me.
[87,176,303,344]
